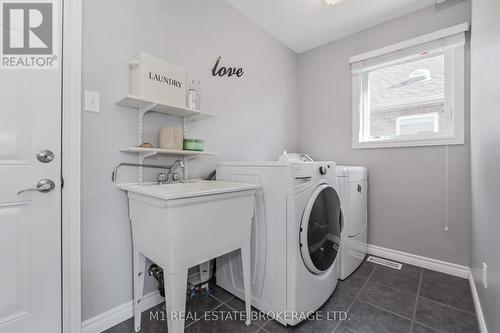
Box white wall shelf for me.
[117,95,215,118]
[121,147,217,158]
[116,93,215,182]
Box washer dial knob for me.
[319,166,327,175]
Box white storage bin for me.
[129,52,186,108]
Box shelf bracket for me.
[185,155,203,162]
[142,151,158,159]
[138,103,158,144]
[138,110,145,145]
[137,103,157,184]
[185,112,213,122]
[183,118,189,179]
[142,103,157,113]
[185,114,201,123]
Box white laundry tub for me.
[118,180,259,333]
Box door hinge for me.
[61,177,64,189]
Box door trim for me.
[62,0,82,332]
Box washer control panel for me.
[292,162,336,183]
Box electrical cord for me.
[444,144,449,232]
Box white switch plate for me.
[85,90,100,113]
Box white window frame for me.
[396,112,439,136]
[351,23,468,149]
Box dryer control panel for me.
[291,162,336,184]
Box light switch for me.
[85,90,100,113]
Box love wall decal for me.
[211,56,244,78]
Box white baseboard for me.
[469,269,488,333]
[82,291,164,333]
[367,244,469,279]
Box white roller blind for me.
[351,23,468,73]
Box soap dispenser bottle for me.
[187,80,197,109]
[195,80,201,110]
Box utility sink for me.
[117,179,258,201]
[117,180,259,333]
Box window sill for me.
[352,136,464,149]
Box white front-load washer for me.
[216,161,342,326]
[337,166,368,280]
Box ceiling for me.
[226,0,437,53]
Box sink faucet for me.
[167,159,185,182]
[111,162,171,182]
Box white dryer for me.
[216,161,342,326]
[337,166,368,280]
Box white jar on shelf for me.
[159,127,183,150]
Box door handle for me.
[36,149,54,163]
[17,179,56,195]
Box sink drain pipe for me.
[148,264,165,297]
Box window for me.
[351,24,467,148]
[396,113,439,136]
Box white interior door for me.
[0,1,62,332]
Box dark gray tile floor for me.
[103,257,479,333]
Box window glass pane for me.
[397,113,438,135]
[367,54,445,139]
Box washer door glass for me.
[300,184,342,274]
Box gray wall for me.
[470,0,500,331]
[81,0,298,321]
[297,1,471,265]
